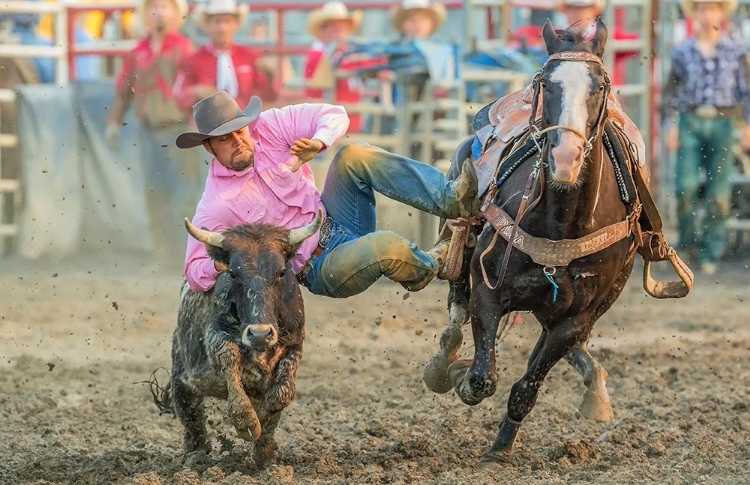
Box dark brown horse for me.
[423,20,690,469]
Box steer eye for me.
[278,268,286,279]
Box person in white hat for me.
[391,0,446,40]
[174,0,277,113]
[661,0,748,275]
[303,1,368,132]
[105,0,194,257]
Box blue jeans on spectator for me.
[302,142,467,298]
[675,113,734,263]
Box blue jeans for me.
[675,114,734,263]
[303,142,465,298]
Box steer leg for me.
[171,375,211,465]
[266,345,302,412]
[214,340,262,442]
[253,406,282,469]
[565,340,614,422]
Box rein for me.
[478,50,612,291]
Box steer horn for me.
[287,209,324,246]
[184,218,225,248]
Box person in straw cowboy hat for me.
[391,0,446,40]
[106,0,194,256]
[176,91,479,296]
[662,0,750,275]
[174,0,276,112]
[304,1,378,133]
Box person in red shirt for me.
[303,1,366,133]
[173,0,277,111]
[105,0,194,257]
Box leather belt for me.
[690,105,735,119]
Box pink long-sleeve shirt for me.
[184,103,350,292]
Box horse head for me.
[536,19,610,185]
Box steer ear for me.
[206,245,230,268]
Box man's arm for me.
[262,102,350,169]
[174,52,217,110]
[660,49,686,132]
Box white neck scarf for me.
[216,50,239,98]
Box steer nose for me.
[241,324,278,348]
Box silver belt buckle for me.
[318,216,333,249]
[694,105,719,118]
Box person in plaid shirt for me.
[105,0,194,256]
[662,0,750,274]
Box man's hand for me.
[214,260,229,272]
[740,125,750,152]
[665,126,680,152]
[290,138,324,172]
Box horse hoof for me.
[579,390,614,422]
[423,357,454,394]
[478,450,513,470]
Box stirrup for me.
[642,247,694,299]
[438,219,472,281]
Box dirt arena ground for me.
[1,252,749,485]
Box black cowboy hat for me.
[176,91,262,149]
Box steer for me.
[154,211,322,467]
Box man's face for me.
[320,19,354,44]
[401,11,434,39]
[145,0,180,34]
[206,13,241,49]
[694,3,725,31]
[562,5,601,27]
[203,126,255,171]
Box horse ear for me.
[591,18,609,58]
[542,19,560,55]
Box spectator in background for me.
[391,0,446,41]
[661,0,750,275]
[0,11,55,83]
[558,0,638,86]
[303,1,365,133]
[105,0,193,255]
[173,0,277,110]
[250,19,295,87]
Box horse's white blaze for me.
[550,61,591,135]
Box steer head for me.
[184,210,323,349]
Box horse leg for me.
[479,317,585,468]
[448,282,506,405]
[423,250,472,393]
[565,340,614,422]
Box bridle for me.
[479,49,613,291]
[526,50,611,158]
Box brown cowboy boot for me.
[426,239,450,276]
[452,160,480,218]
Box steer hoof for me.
[183,449,211,468]
[230,400,262,442]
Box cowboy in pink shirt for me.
[177,92,478,297]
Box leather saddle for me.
[470,86,649,197]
